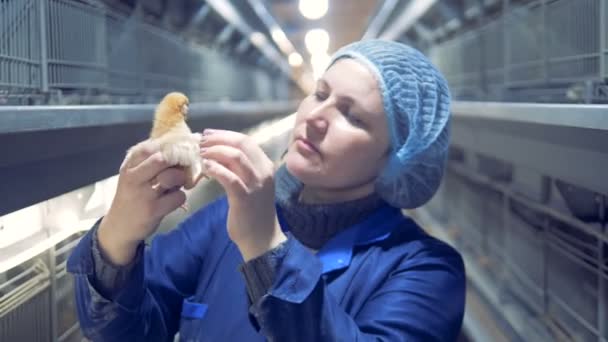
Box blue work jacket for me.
[67,197,465,341]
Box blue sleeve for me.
[67,197,228,342]
[249,237,466,342]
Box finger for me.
[156,167,187,190]
[201,145,257,186]
[129,151,172,184]
[154,188,187,218]
[200,129,270,168]
[202,159,247,197]
[123,140,160,170]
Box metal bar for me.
[0,262,41,294]
[541,0,548,83]
[215,25,235,46]
[503,0,511,88]
[38,0,48,93]
[542,216,549,316]
[0,54,39,65]
[246,0,296,56]
[235,37,250,54]
[599,210,606,342]
[451,101,608,130]
[0,101,298,134]
[362,0,399,40]
[600,0,606,79]
[547,234,599,274]
[58,322,79,342]
[48,246,58,342]
[448,164,608,244]
[380,0,438,41]
[54,237,81,257]
[185,3,211,32]
[546,290,600,337]
[205,0,290,76]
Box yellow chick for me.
[150,92,204,190]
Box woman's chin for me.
[285,152,321,182]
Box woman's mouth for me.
[295,137,321,157]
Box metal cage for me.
[0,0,284,105]
[0,233,85,342]
[430,0,608,103]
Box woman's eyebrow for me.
[320,78,375,115]
[319,79,354,104]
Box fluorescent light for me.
[305,29,330,55]
[271,26,294,54]
[289,52,303,67]
[299,0,328,20]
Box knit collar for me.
[274,165,385,250]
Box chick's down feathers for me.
[150,92,204,190]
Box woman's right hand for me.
[97,140,188,265]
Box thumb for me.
[155,189,187,218]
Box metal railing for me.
[0,107,296,342]
[430,0,608,103]
[0,0,287,105]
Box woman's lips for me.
[295,137,320,156]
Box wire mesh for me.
[0,0,41,94]
[0,260,52,342]
[506,1,545,85]
[430,33,484,100]
[56,271,79,339]
[0,0,284,104]
[47,0,108,90]
[106,10,141,97]
[431,0,606,102]
[604,0,608,79]
[54,233,83,340]
[480,17,505,100]
[545,0,601,82]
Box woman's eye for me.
[314,91,328,101]
[345,112,364,127]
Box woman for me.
[68,40,465,341]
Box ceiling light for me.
[299,0,328,20]
[305,29,330,55]
[288,52,303,67]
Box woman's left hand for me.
[199,129,287,261]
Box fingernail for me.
[202,129,215,136]
[200,147,207,154]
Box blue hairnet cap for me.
[329,39,451,209]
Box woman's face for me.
[285,58,390,201]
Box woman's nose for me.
[305,103,330,135]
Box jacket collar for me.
[277,202,408,274]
